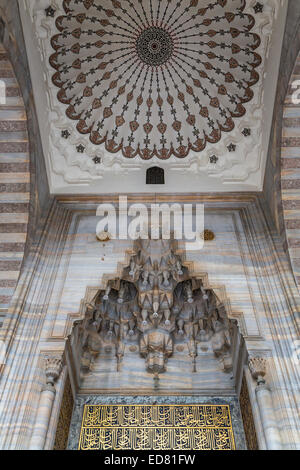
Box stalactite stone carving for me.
[77,239,237,377]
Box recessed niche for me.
[146,167,165,185]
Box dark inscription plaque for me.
[79,404,235,450]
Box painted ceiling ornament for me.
[76,143,85,153]
[61,129,71,139]
[242,127,251,137]
[227,142,236,152]
[50,0,261,160]
[253,3,264,14]
[209,155,218,164]
[92,155,101,164]
[45,6,56,17]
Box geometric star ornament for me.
[50,0,261,160]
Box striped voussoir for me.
[281,53,300,288]
[0,44,30,326]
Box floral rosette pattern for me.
[50,0,261,160]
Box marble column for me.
[29,356,63,450]
[249,356,282,450]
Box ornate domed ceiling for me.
[19,0,287,193]
[49,0,261,160]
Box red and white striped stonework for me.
[0,45,30,326]
[281,53,300,287]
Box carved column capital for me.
[30,355,63,449]
[44,355,63,386]
[248,356,267,384]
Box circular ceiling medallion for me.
[136,27,173,66]
[50,0,261,160]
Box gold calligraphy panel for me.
[78,405,235,450]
